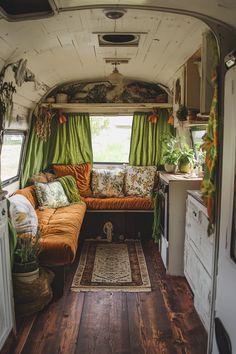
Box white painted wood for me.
[55,0,236,29]
[0,199,14,351]
[212,66,236,354]
[159,172,201,276]
[184,193,214,333]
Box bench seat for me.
[82,196,154,210]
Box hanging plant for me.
[176,104,188,122]
[0,80,16,128]
[35,106,55,141]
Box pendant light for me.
[108,62,124,85]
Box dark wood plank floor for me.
[4,240,207,354]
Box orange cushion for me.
[37,203,86,265]
[15,186,38,209]
[53,163,92,197]
[82,196,154,210]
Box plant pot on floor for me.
[13,261,39,283]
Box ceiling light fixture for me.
[108,62,124,85]
[103,9,126,20]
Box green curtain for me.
[21,113,93,187]
[129,110,173,166]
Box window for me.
[1,131,25,185]
[190,126,207,165]
[90,115,133,163]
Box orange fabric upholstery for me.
[53,163,92,197]
[15,185,38,209]
[36,203,86,265]
[82,196,154,210]
[15,187,86,266]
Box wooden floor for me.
[4,240,207,354]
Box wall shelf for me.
[40,102,172,114]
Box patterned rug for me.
[71,240,151,292]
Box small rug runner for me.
[71,240,151,292]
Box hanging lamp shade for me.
[108,63,124,85]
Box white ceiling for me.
[0,9,206,90]
[55,0,236,29]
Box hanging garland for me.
[0,80,16,129]
[35,106,55,141]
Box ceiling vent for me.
[98,33,140,47]
[0,0,56,21]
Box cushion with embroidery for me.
[91,168,125,197]
[125,166,157,197]
[34,181,69,209]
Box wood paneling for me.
[4,240,207,354]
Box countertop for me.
[159,171,203,184]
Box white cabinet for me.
[159,173,202,276]
[184,193,214,332]
[0,198,14,351]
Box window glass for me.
[90,115,133,163]
[190,127,207,166]
[1,132,25,184]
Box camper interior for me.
[0,2,236,354]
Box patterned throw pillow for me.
[125,166,157,197]
[34,181,69,208]
[53,163,92,197]
[91,168,125,197]
[9,194,38,235]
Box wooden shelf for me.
[40,102,172,114]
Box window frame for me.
[1,129,26,186]
[90,114,133,164]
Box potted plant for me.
[162,135,181,173]
[178,145,196,173]
[13,231,42,283]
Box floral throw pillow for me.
[125,166,157,197]
[35,181,69,208]
[91,168,125,197]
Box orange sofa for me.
[15,185,86,266]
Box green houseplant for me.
[13,231,42,283]
[178,145,196,173]
[162,135,181,173]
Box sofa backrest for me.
[15,185,38,210]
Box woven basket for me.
[13,267,54,317]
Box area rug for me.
[71,240,151,292]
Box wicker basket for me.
[13,267,54,317]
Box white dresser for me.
[0,197,14,351]
[184,191,214,332]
